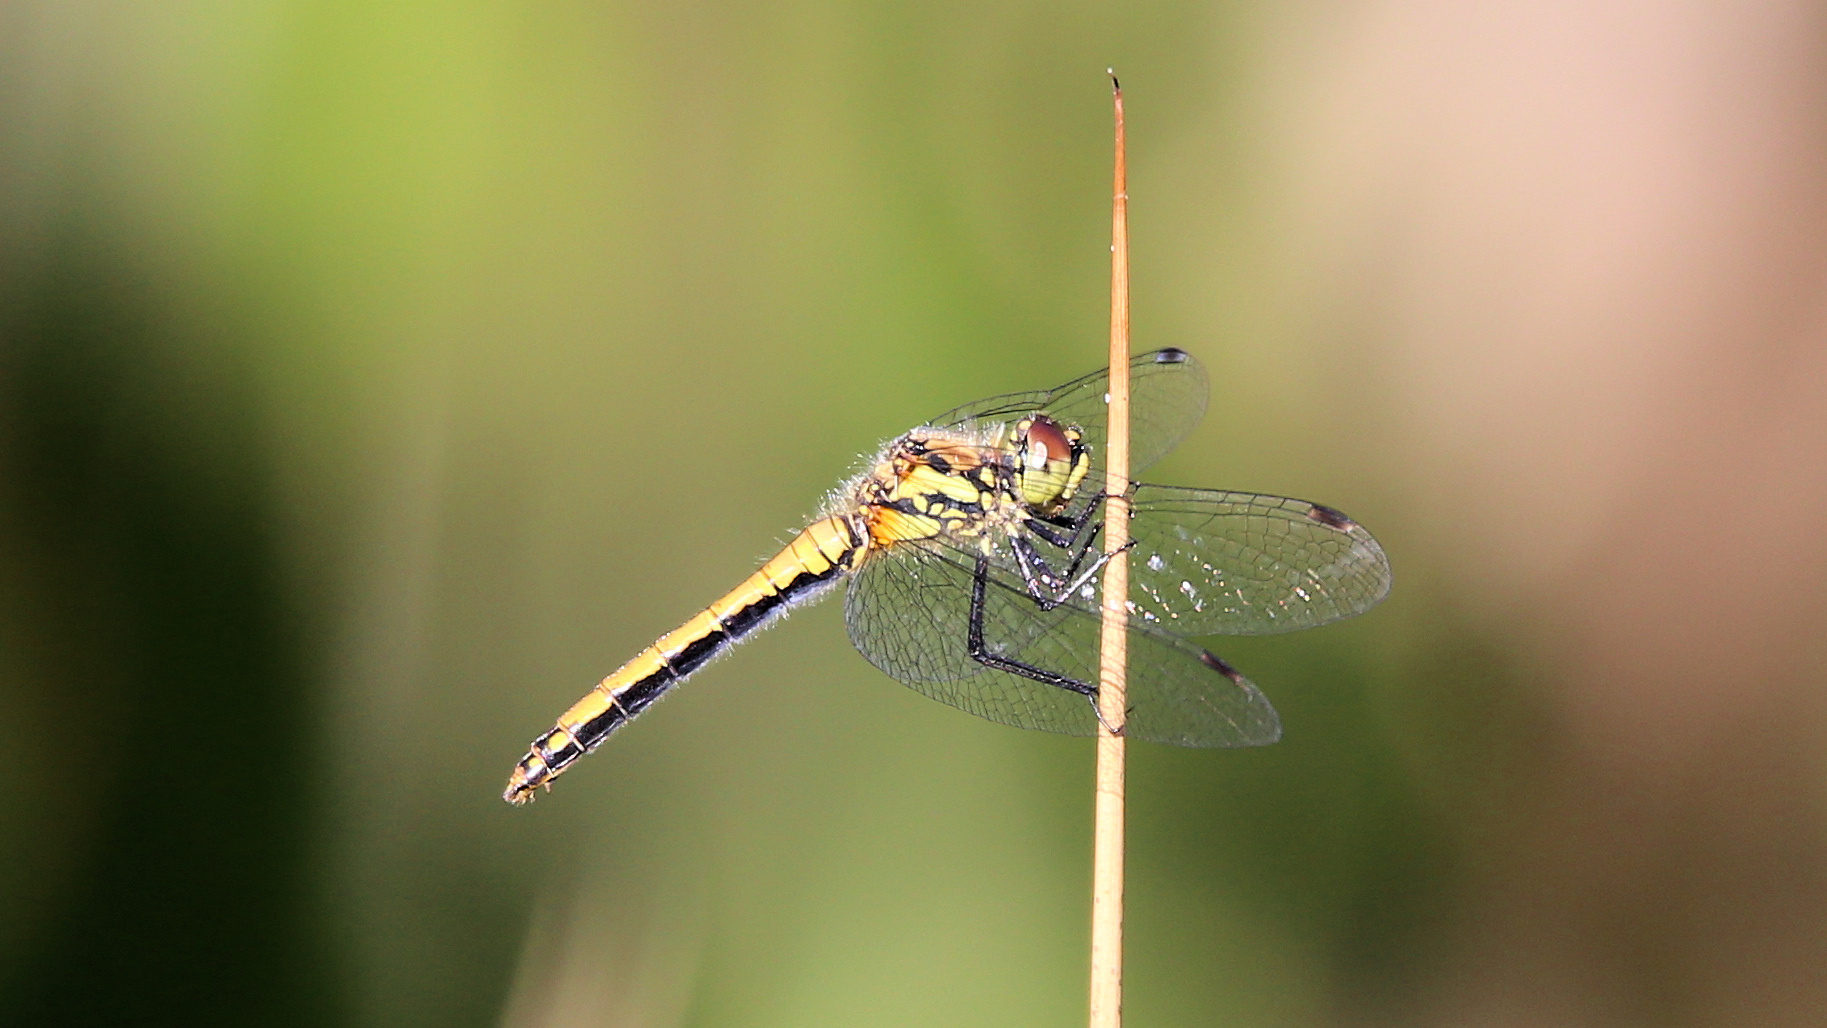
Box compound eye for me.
[1025,417,1072,466]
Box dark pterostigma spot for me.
[1154,347,1188,363]
[1198,649,1245,684]
[1306,503,1355,530]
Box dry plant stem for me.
[1088,72,1130,1028]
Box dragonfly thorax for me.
[851,415,1090,549]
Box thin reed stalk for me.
[1088,71,1130,1028]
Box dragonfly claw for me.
[1089,693,1128,737]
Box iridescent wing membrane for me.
[844,349,1392,746]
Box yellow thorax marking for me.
[897,463,990,507]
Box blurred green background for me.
[4,3,1826,1026]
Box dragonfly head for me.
[1010,415,1089,512]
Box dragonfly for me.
[505,349,1391,804]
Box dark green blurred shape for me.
[0,220,340,1024]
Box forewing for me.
[931,348,1208,482]
[935,486,1391,640]
[1126,485,1392,636]
[844,538,1281,747]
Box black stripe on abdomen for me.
[781,561,845,595]
[705,556,847,644]
[536,732,585,769]
[571,704,628,751]
[669,628,731,677]
[577,664,678,748]
[615,667,675,717]
[719,589,787,636]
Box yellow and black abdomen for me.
[504,514,865,804]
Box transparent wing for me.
[1125,485,1392,636]
[939,485,1391,639]
[930,348,1209,484]
[843,538,1281,747]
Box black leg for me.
[1034,489,1107,541]
[966,554,1124,735]
[1025,519,1078,549]
[1011,527,1133,612]
[1037,481,1136,533]
[1020,488,1135,607]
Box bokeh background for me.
[4,3,1826,1026]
